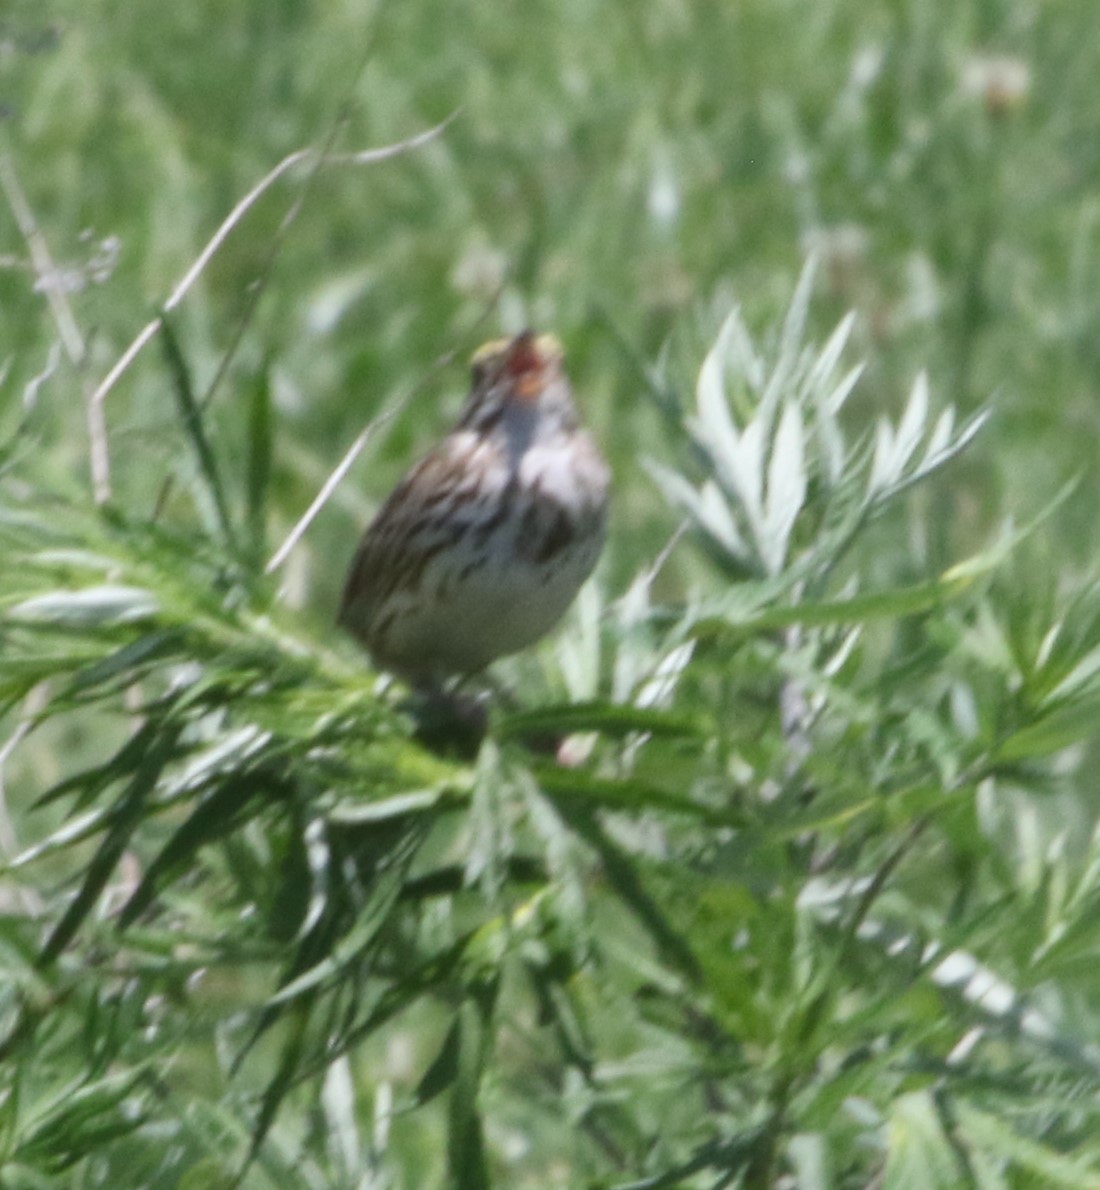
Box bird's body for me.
[339,332,609,685]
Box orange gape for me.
[505,332,547,400]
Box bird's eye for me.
[471,354,504,389]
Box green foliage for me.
[3,1,1100,1186]
[4,270,1100,1186]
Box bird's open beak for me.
[506,331,561,400]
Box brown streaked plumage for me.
[339,331,610,684]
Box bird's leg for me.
[404,678,489,758]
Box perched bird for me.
[339,331,610,687]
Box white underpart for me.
[378,425,608,678]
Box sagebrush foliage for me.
[4,264,1100,1188]
[4,0,1100,1182]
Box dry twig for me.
[0,156,108,501]
[88,114,460,424]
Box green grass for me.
[3,0,1100,1185]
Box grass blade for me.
[159,313,238,554]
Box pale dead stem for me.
[4,132,463,584]
[0,155,108,501]
[265,420,381,576]
[4,111,462,561]
[2,115,458,509]
[89,115,459,412]
[265,279,506,576]
[21,341,62,414]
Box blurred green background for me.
[4,0,1100,1184]
[3,0,1095,608]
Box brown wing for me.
[337,440,478,645]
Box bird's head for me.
[461,331,575,433]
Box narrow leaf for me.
[883,1092,964,1190]
[38,725,181,965]
[246,361,273,563]
[763,402,806,574]
[806,310,855,395]
[869,417,897,494]
[159,313,238,553]
[8,586,159,627]
[412,1019,461,1107]
[537,766,742,827]
[693,314,744,485]
[447,993,495,1190]
[327,788,449,825]
[65,630,181,695]
[955,1103,1100,1188]
[118,770,279,927]
[498,701,703,741]
[826,362,865,416]
[892,370,930,478]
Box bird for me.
[338,331,610,689]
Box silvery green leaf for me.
[699,479,749,561]
[8,585,160,627]
[815,409,847,488]
[645,458,707,519]
[728,417,766,534]
[813,362,862,488]
[321,1056,361,1177]
[161,725,271,799]
[825,361,865,417]
[610,572,653,703]
[868,374,934,499]
[892,370,930,477]
[883,1092,960,1189]
[762,403,806,574]
[758,357,792,434]
[9,807,108,868]
[32,550,118,573]
[615,564,654,632]
[328,789,444,823]
[646,460,748,563]
[868,418,898,495]
[635,640,695,709]
[1044,643,1100,704]
[758,259,818,430]
[306,267,375,335]
[922,406,957,463]
[918,409,989,479]
[556,579,603,702]
[778,256,817,375]
[805,310,856,398]
[954,408,990,452]
[724,304,765,394]
[695,312,742,454]
[823,626,862,676]
[877,407,988,501]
